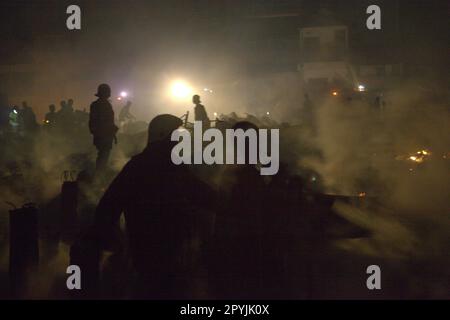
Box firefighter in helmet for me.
[89,84,118,172]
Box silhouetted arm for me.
[93,161,136,249]
[88,103,98,135]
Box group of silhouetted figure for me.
[64,83,325,300]
[44,99,89,132]
[2,83,334,299]
[76,113,301,299]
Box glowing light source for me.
[396,148,431,164]
[332,91,338,96]
[171,81,192,100]
[409,155,424,163]
[13,109,18,114]
[120,91,128,98]
[357,84,366,92]
[266,111,270,115]
[409,149,430,163]
[417,150,430,156]
[213,112,218,117]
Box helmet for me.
[95,83,111,98]
[147,114,183,144]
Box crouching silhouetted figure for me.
[91,114,215,299]
[209,121,268,299]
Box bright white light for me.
[203,88,209,92]
[213,112,218,117]
[266,111,270,115]
[13,109,18,114]
[358,85,366,92]
[171,81,192,99]
[120,91,128,98]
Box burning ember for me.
[396,149,432,164]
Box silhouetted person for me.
[264,163,297,298]
[375,94,386,111]
[58,100,67,112]
[45,104,57,126]
[210,121,267,299]
[118,101,135,126]
[57,99,75,128]
[19,101,37,134]
[193,95,210,129]
[8,106,20,132]
[91,114,215,298]
[89,84,118,172]
[67,98,75,112]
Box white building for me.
[298,25,354,86]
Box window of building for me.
[302,36,320,61]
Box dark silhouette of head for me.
[95,84,111,99]
[232,120,258,132]
[67,99,74,107]
[60,100,67,109]
[147,114,183,146]
[49,104,56,112]
[232,121,259,166]
[192,95,201,104]
[22,101,28,108]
